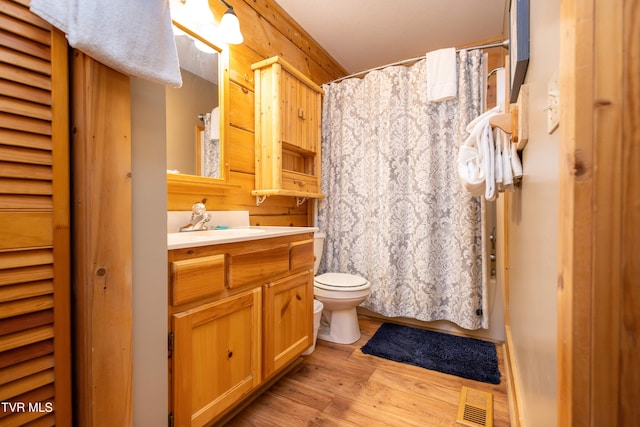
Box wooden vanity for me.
[167,228,315,426]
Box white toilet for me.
[313,232,371,344]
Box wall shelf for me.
[251,189,325,206]
[489,84,529,151]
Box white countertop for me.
[167,226,318,250]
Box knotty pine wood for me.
[558,0,640,425]
[226,317,510,426]
[172,287,262,426]
[620,1,640,423]
[228,81,255,133]
[170,0,346,216]
[170,254,226,305]
[71,51,133,426]
[262,270,313,378]
[227,126,255,174]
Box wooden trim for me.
[503,325,524,427]
[590,2,624,426]
[558,0,595,423]
[620,2,640,424]
[558,0,640,425]
[50,27,72,426]
[71,51,133,426]
[251,56,324,94]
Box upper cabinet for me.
[251,57,325,206]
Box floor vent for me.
[456,386,493,427]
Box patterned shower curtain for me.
[202,112,220,179]
[318,50,487,329]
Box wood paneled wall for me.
[167,0,348,227]
[0,0,71,424]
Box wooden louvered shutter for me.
[0,0,71,425]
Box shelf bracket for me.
[296,197,308,207]
[255,194,269,206]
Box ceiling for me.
[274,0,508,75]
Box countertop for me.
[167,226,318,250]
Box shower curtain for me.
[202,112,220,178]
[318,50,487,329]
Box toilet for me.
[313,232,371,344]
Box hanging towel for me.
[510,140,523,179]
[481,124,496,201]
[499,130,514,191]
[457,145,485,196]
[426,48,457,102]
[456,105,502,196]
[30,0,182,87]
[209,106,220,140]
[494,129,504,192]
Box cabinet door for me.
[172,288,261,426]
[281,71,320,154]
[296,81,320,153]
[263,270,313,378]
[281,69,298,148]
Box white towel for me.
[500,130,514,191]
[457,145,485,196]
[426,48,457,102]
[510,141,523,178]
[465,105,502,133]
[494,129,503,192]
[209,106,220,140]
[481,124,496,201]
[456,106,502,196]
[30,0,182,87]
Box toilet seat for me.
[314,272,370,291]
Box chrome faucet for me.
[179,202,211,232]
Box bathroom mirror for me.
[166,23,227,182]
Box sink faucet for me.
[179,202,211,232]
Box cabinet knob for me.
[297,109,306,120]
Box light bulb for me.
[219,8,243,44]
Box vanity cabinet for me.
[171,287,262,426]
[263,269,314,377]
[168,232,314,425]
[251,56,325,203]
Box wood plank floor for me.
[225,317,510,426]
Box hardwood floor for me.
[225,317,510,426]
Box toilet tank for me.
[313,232,325,275]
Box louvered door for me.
[0,0,71,425]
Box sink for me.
[168,228,265,244]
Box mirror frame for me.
[167,20,232,194]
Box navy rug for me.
[361,323,501,384]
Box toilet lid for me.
[314,272,369,290]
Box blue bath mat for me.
[361,323,501,384]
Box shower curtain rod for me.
[326,40,509,85]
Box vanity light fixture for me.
[219,0,243,44]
